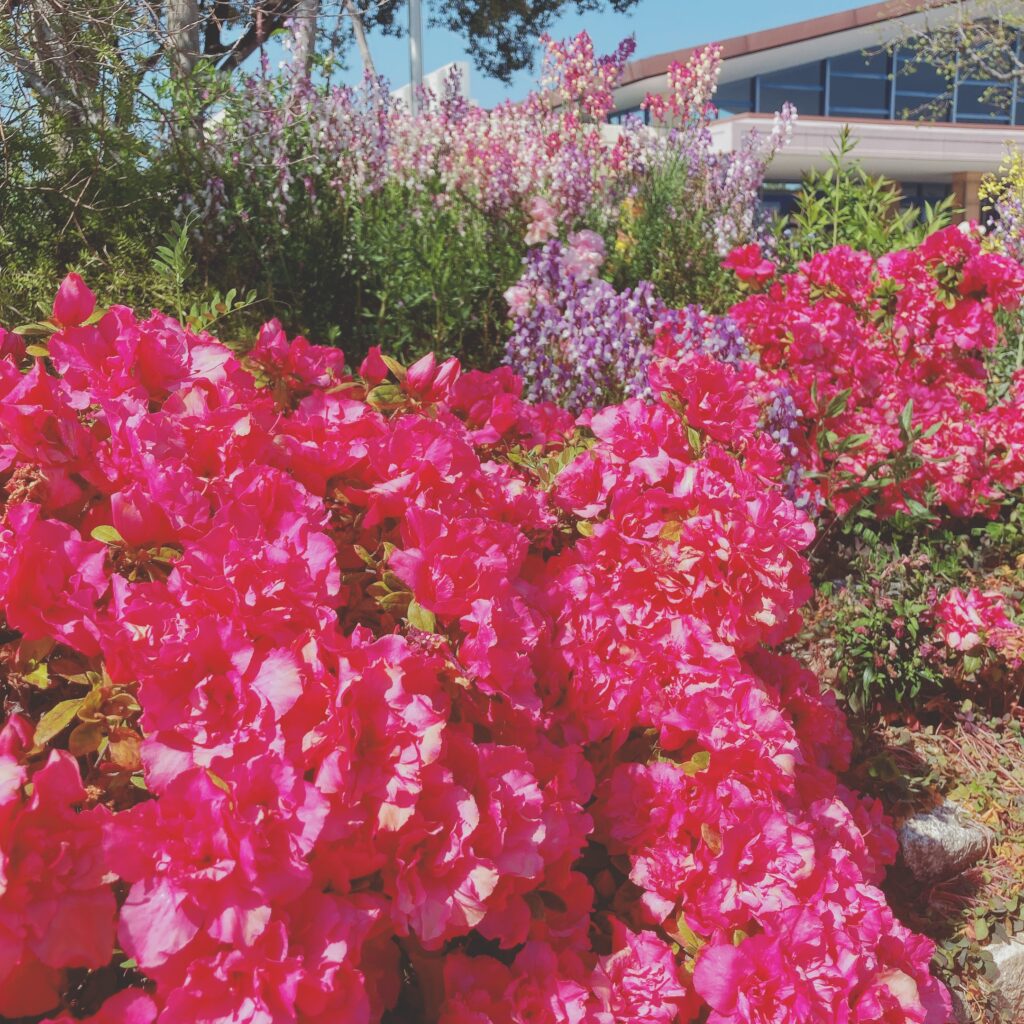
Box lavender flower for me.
[504,235,663,412]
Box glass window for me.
[758,61,824,115]
[894,50,948,94]
[830,50,889,77]
[828,74,889,116]
[760,85,822,115]
[894,48,951,119]
[827,49,890,118]
[762,61,823,88]
[715,77,753,116]
[955,82,1012,122]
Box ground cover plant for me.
[0,273,955,1022]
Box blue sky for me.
[328,0,862,106]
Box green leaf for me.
[366,384,403,408]
[407,599,437,633]
[68,720,106,757]
[353,545,377,568]
[23,662,49,689]
[682,750,711,775]
[674,916,704,955]
[380,354,407,381]
[899,399,914,439]
[207,771,231,794]
[824,388,853,419]
[686,425,703,457]
[13,322,55,337]
[91,525,125,545]
[34,698,86,747]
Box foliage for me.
[772,128,957,270]
[0,274,951,1022]
[796,499,1024,716]
[605,155,739,312]
[896,2,1024,120]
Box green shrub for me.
[801,511,1024,718]
[772,128,957,270]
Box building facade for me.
[611,1,1024,220]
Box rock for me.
[898,802,992,884]
[988,939,1024,1020]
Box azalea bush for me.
[722,225,1024,523]
[0,273,952,1022]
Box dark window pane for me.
[715,77,753,116]
[759,84,823,115]
[830,50,889,76]
[898,181,953,221]
[760,181,802,219]
[956,82,1012,121]
[895,51,948,94]
[608,106,649,126]
[762,61,823,88]
[828,74,889,115]
[894,91,951,121]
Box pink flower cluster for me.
[540,32,637,123]
[0,275,950,1022]
[708,227,1024,518]
[934,587,1019,655]
[194,33,791,263]
[643,45,723,125]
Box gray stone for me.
[898,802,992,884]
[988,939,1024,1020]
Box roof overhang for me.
[709,113,1024,181]
[613,0,992,112]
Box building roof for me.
[619,1,935,88]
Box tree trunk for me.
[166,0,201,80]
[291,0,319,73]
[344,0,377,78]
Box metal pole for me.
[408,0,423,114]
